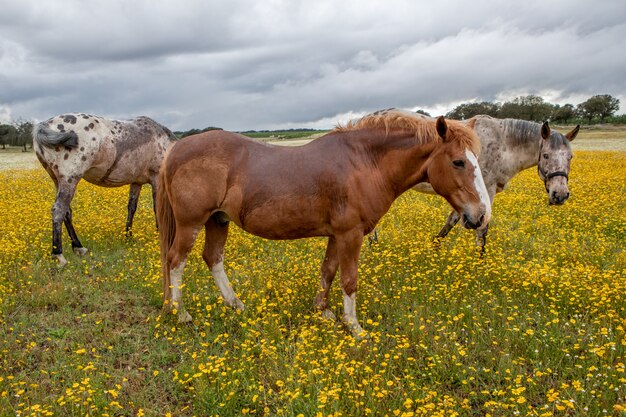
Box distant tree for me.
[577,94,620,122]
[14,121,33,151]
[499,95,554,122]
[446,101,499,120]
[498,101,523,119]
[551,104,576,124]
[415,109,431,117]
[0,124,17,149]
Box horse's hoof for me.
[321,309,337,321]
[229,298,245,311]
[343,317,368,339]
[346,323,369,341]
[73,247,88,256]
[53,254,68,268]
[177,310,193,323]
[354,329,370,342]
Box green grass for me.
[0,150,625,416]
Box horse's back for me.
[35,113,174,186]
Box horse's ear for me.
[541,121,551,140]
[436,116,448,141]
[566,125,580,142]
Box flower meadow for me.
[0,150,624,417]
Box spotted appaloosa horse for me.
[33,113,177,267]
[157,110,491,337]
[410,115,579,250]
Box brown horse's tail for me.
[156,165,175,305]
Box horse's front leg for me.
[125,183,142,236]
[475,224,489,255]
[314,236,339,320]
[336,230,366,338]
[475,186,496,255]
[435,210,460,239]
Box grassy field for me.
[0,130,625,416]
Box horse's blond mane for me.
[334,110,480,155]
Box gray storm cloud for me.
[0,0,624,130]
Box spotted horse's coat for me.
[33,113,177,266]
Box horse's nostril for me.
[479,214,485,225]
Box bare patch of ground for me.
[0,147,39,170]
[268,133,326,146]
[555,125,626,151]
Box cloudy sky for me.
[1,0,625,131]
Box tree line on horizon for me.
[0,94,622,149]
[0,121,33,151]
[439,93,622,124]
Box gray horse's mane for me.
[503,118,569,149]
[502,119,542,147]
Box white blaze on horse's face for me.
[465,149,491,227]
[427,142,490,230]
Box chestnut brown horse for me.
[157,110,491,336]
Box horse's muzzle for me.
[462,213,485,230]
[549,190,570,205]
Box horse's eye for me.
[543,153,549,159]
[568,155,573,161]
[452,160,465,168]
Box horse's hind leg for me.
[125,183,142,236]
[202,216,244,310]
[336,230,367,338]
[51,180,80,267]
[435,211,460,239]
[314,236,339,320]
[165,225,200,323]
[63,206,88,256]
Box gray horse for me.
[409,115,579,250]
[33,113,177,266]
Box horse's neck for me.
[373,136,436,196]
[499,120,543,172]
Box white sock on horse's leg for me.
[342,290,366,338]
[211,261,244,310]
[170,259,192,323]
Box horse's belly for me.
[239,204,329,240]
[245,225,324,240]
[83,166,148,187]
